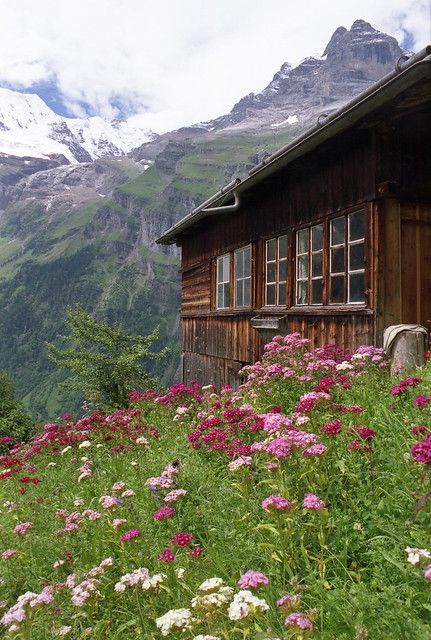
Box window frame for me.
[265,235,288,307]
[216,253,231,310]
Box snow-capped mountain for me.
[0,88,157,163]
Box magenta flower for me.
[320,419,342,436]
[266,438,292,459]
[302,493,325,510]
[261,495,292,511]
[413,395,431,407]
[157,549,176,562]
[238,570,269,588]
[153,506,176,521]
[411,435,431,464]
[302,444,327,458]
[189,546,204,557]
[354,425,376,440]
[170,533,193,547]
[120,528,141,542]
[285,612,313,630]
[13,522,33,536]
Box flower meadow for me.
[0,333,429,639]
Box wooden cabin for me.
[157,47,431,388]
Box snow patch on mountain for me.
[0,88,157,163]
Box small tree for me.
[0,372,35,450]
[46,306,169,409]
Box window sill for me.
[262,305,373,316]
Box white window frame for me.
[216,254,230,309]
[265,236,287,306]
[234,245,252,308]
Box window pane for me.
[297,280,308,305]
[349,243,365,271]
[349,272,364,302]
[244,278,251,306]
[330,275,345,303]
[278,236,287,259]
[267,262,276,283]
[297,254,308,279]
[331,217,345,245]
[312,224,323,251]
[278,259,287,282]
[235,280,243,307]
[312,252,322,277]
[312,279,323,304]
[267,238,276,261]
[266,283,276,305]
[217,283,224,307]
[331,247,344,273]
[278,282,286,306]
[217,258,223,283]
[243,247,251,277]
[349,211,365,241]
[223,283,230,308]
[297,229,308,254]
[235,251,243,279]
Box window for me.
[294,209,366,306]
[216,254,230,309]
[265,235,287,305]
[295,224,323,305]
[330,210,365,304]
[234,245,251,307]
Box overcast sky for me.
[0,0,430,131]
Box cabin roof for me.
[157,46,431,245]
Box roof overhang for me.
[157,46,431,245]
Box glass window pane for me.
[330,275,345,303]
[223,283,230,308]
[312,252,322,277]
[278,259,287,283]
[349,243,365,271]
[278,282,286,306]
[235,280,243,307]
[267,262,276,283]
[235,251,243,279]
[331,247,345,273]
[267,238,276,261]
[297,280,308,305]
[278,236,287,259]
[217,284,224,307]
[243,247,251,277]
[331,217,345,246]
[297,255,308,279]
[312,224,323,251]
[349,211,365,241]
[244,278,251,306]
[349,272,364,302]
[297,229,309,254]
[266,283,276,306]
[312,279,323,304]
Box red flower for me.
[170,532,193,547]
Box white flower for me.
[47,462,56,467]
[58,626,72,636]
[61,446,72,455]
[228,590,269,621]
[53,560,65,568]
[136,437,149,445]
[175,567,186,579]
[78,441,91,449]
[142,573,166,590]
[336,361,354,371]
[155,608,195,636]
[176,406,189,415]
[130,461,138,467]
[199,577,224,592]
[193,636,221,640]
[405,547,431,565]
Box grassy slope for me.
[0,344,429,639]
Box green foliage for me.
[46,306,169,409]
[0,371,35,450]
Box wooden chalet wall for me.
[180,98,431,387]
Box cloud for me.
[0,0,429,131]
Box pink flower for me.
[261,495,292,511]
[238,570,269,588]
[111,481,125,493]
[170,533,193,547]
[157,549,176,562]
[121,489,135,498]
[99,495,118,509]
[1,549,16,560]
[302,444,327,458]
[13,522,33,536]
[153,506,176,521]
[302,493,325,510]
[424,564,431,580]
[164,489,187,503]
[189,546,204,557]
[120,528,141,542]
[111,518,127,529]
[266,438,292,459]
[285,612,313,630]
[277,594,301,610]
